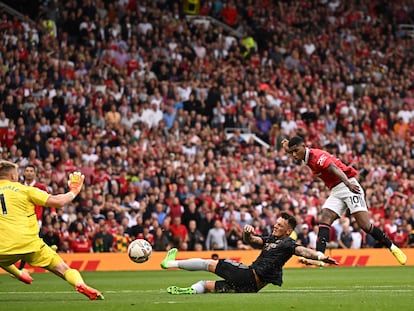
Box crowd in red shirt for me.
[0,0,413,253]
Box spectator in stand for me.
[0,111,9,145]
[113,225,131,252]
[308,225,319,249]
[238,208,252,228]
[338,222,354,249]
[226,217,243,250]
[129,214,144,238]
[206,219,228,251]
[166,195,184,220]
[153,227,171,251]
[296,224,311,248]
[391,223,409,248]
[152,202,167,227]
[169,216,189,250]
[254,107,273,144]
[105,103,121,130]
[187,220,204,251]
[43,224,61,249]
[93,223,114,252]
[350,220,364,249]
[407,224,414,248]
[71,231,93,253]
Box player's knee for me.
[207,260,217,272]
[48,258,69,276]
[319,210,337,224]
[205,280,217,292]
[359,223,371,233]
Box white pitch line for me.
[0,288,413,295]
[0,290,162,295]
[272,289,414,293]
[153,301,187,304]
[285,285,414,290]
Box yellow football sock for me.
[63,269,85,286]
[3,264,21,278]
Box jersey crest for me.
[316,154,328,166]
[263,238,282,251]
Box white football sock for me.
[177,259,213,271]
[191,280,206,294]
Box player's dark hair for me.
[288,136,304,148]
[280,212,297,229]
[25,164,37,171]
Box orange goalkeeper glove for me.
[68,172,85,198]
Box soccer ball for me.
[127,239,152,263]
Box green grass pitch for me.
[0,266,413,311]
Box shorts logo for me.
[317,154,328,166]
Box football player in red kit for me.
[282,136,407,265]
[22,164,53,227]
[19,164,55,270]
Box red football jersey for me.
[304,148,358,189]
[24,181,52,221]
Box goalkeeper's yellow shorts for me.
[0,243,61,269]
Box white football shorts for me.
[322,177,367,216]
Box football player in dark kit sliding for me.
[160,212,338,294]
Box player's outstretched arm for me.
[295,245,338,265]
[46,172,85,208]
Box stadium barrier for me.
[1,248,413,273]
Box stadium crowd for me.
[0,0,414,254]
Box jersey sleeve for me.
[27,187,51,207]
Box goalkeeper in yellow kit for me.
[0,160,104,300]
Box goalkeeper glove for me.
[68,172,85,198]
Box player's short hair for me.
[25,164,37,171]
[280,212,297,229]
[288,136,305,148]
[0,160,18,177]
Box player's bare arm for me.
[327,163,360,194]
[242,224,263,247]
[46,172,85,208]
[46,192,78,208]
[295,245,338,265]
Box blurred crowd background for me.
[0,0,414,254]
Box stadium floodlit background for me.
[0,0,413,308]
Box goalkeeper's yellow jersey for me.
[0,180,51,254]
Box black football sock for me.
[316,223,331,253]
[18,260,26,270]
[369,224,392,248]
